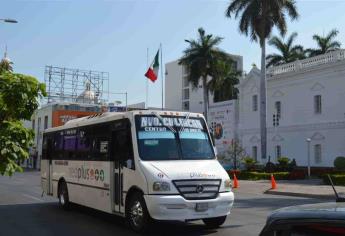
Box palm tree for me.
[266,32,305,67]
[179,28,231,119]
[212,60,241,102]
[226,0,298,160]
[307,29,341,57]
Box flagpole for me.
[160,43,163,110]
[146,48,149,109]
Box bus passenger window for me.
[112,128,134,169]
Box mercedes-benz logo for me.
[196,185,204,193]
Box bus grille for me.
[172,179,221,200]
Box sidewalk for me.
[233,179,345,200]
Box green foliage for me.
[0,71,46,175]
[225,0,299,45]
[306,29,341,57]
[322,174,345,186]
[334,156,345,170]
[243,157,256,171]
[212,60,241,102]
[178,28,233,117]
[277,156,291,171]
[237,171,290,180]
[266,32,306,68]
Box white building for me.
[165,50,345,167]
[238,50,345,167]
[165,54,243,113]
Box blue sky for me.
[2,0,345,107]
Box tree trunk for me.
[260,39,267,160]
[202,76,208,120]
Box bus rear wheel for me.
[126,192,151,233]
[58,181,70,210]
[202,216,227,228]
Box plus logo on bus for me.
[69,166,105,182]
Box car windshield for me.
[135,115,215,161]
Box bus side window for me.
[111,120,134,170]
[77,127,93,160]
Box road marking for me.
[22,194,44,202]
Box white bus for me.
[41,110,234,232]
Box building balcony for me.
[267,49,345,77]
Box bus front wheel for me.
[202,216,227,228]
[126,192,151,233]
[58,181,70,210]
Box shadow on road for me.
[234,196,323,210]
[0,202,234,236]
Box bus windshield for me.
[135,115,215,161]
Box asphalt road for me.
[0,171,324,236]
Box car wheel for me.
[126,192,151,233]
[58,181,70,210]
[202,216,227,228]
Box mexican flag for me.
[145,49,159,82]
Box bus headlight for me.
[224,179,232,191]
[153,181,171,191]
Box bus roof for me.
[44,110,205,133]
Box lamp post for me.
[306,138,311,178]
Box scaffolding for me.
[44,65,109,104]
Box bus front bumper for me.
[144,192,234,221]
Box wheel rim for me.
[130,200,143,227]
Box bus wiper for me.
[152,112,176,133]
[180,112,191,132]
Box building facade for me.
[165,54,243,113]
[165,50,345,167]
[238,50,345,167]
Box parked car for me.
[260,202,345,236]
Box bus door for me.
[42,135,53,195]
[111,119,134,214]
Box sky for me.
[1,0,345,107]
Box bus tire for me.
[202,216,227,228]
[58,181,70,210]
[126,192,151,233]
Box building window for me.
[252,95,258,111]
[275,145,281,159]
[44,116,48,130]
[183,76,189,87]
[275,101,281,118]
[32,119,35,130]
[183,88,189,100]
[252,146,258,161]
[182,101,189,111]
[314,95,322,114]
[314,144,322,164]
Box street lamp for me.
[1,19,18,24]
[306,138,311,178]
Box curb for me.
[264,189,334,200]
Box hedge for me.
[322,174,345,186]
[236,171,290,180]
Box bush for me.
[237,171,290,180]
[277,157,290,171]
[334,156,345,170]
[265,162,276,173]
[322,174,345,186]
[243,157,256,171]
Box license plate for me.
[195,203,208,212]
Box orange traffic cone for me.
[233,173,239,188]
[271,174,277,189]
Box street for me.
[0,171,324,236]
